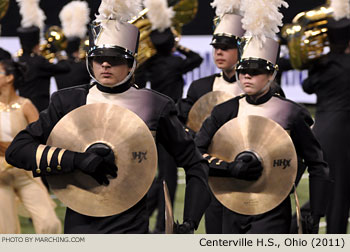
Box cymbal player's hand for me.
[74,143,118,185]
[173,220,195,234]
[227,152,263,180]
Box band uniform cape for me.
[302,52,350,233]
[5,81,211,233]
[194,88,330,233]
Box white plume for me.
[95,0,142,23]
[211,0,241,16]
[330,0,350,20]
[16,0,46,30]
[240,0,288,45]
[144,0,175,31]
[59,1,90,39]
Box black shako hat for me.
[327,17,350,44]
[17,26,40,52]
[150,27,175,54]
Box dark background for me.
[1,0,325,37]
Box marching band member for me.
[16,0,69,112]
[177,0,285,233]
[55,0,91,90]
[135,0,203,103]
[177,0,243,127]
[6,0,210,234]
[195,0,330,233]
[302,0,350,234]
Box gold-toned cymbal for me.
[46,103,157,217]
[163,180,174,234]
[208,115,297,215]
[186,91,235,132]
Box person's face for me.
[213,45,238,71]
[238,69,272,96]
[92,56,131,87]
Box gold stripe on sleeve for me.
[56,148,66,171]
[46,147,57,173]
[35,144,46,174]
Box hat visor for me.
[210,35,238,48]
[236,58,275,72]
[88,47,134,60]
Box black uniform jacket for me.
[195,89,330,216]
[303,53,350,112]
[18,53,70,112]
[135,48,203,102]
[302,53,350,231]
[5,82,210,233]
[55,58,91,90]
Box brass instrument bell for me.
[131,0,198,66]
[40,26,68,62]
[0,0,9,21]
[281,3,333,70]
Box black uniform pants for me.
[205,190,223,233]
[313,112,350,233]
[222,197,292,234]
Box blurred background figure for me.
[0,56,61,234]
[16,0,69,112]
[55,0,91,90]
[302,0,350,234]
[0,47,11,60]
[135,0,203,103]
[177,0,245,127]
[274,40,293,87]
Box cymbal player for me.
[5,0,211,234]
[194,0,330,234]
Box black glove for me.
[302,213,320,234]
[173,220,195,234]
[74,143,118,185]
[227,151,263,180]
